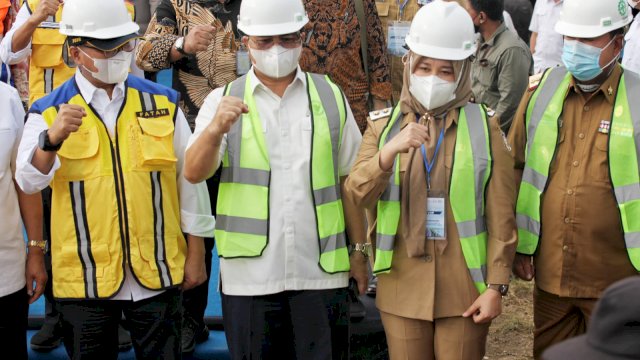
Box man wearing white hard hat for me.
[184,0,366,357]
[14,0,214,358]
[509,0,639,357]
[345,1,516,358]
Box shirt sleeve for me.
[187,86,227,171]
[174,109,216,237]
[9,86,25,177]
[338,98,363,176]
[495,46,533,131]
[0,4,33,65]
[528,1,541,33]
[15,112,61,194]
[134,0,180,72]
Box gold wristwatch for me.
[351,243,372,258]
[28,240,48,253]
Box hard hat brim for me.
[238,18,309,37]
[555,18,632,39]
[406,38,476,61]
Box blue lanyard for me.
[420,126,444,190]
[397,0,410,19]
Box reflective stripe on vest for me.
[516,67,571,254]
[215,72,350,273]
[374,104,492,294]
[517,67,640,271]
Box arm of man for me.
[174,109,216,290]
[530,32,538,54]
[495,47,533,131]
[338,102,367,294]
[0,4,32,64]
[135,0,215,71]
[184,88,247,183]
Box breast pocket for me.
[31,28,66,68]
[57,127,100,181]
[593,132,612,183]
[137,117,177,169]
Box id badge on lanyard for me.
[420,119,447,240]
[387,21,410,56]
[236,47,251,76]
[417,0,433,5]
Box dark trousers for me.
[0,287,28,360]
[183,172,220,327]
[221,288,350,360]
[42,187,62,330]
[58,289,183,360]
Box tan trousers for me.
[380,311,490,360]
[533,287,597,359]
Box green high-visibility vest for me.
[516,66,640,272]
[215,72,351,274]
[374,104,493,294]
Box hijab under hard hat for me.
[398,51,473,119]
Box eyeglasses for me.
[248,34,302,50]
[82,40,136,58]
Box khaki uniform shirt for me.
[346,108,517,320]
[376,0,421,102]
[509,65,639,299]
[471,24,532,133]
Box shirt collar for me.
[481,23,508,48]
[247,66,306,95]
[568,64,622,105]
[74,70,126,105]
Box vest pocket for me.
[31,28,66,68]
[57,127,100,180]
[134,234,180,287]
[137,117,177,167]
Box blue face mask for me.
[561,38,617,81]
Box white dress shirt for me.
[623,13,640,75]
[529,0,564,74]
[0,82,27,298]
[188,67,362,296]
[16,71,215,301]
[0,4,32,65]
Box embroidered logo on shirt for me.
[598,120,611,134]
[135,108,170,118]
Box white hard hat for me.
[405,0,476,61]
[555,0,632,38]
[60,0,139,40]
[238,0,309,36]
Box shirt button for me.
[564,217,571,224]
[584,105,590,111]
[424,255,433,262]
[284,163,291,170]
[572,160,579,167]
[563,245,569,251]
[578,133,585,139]
[567,189,574,195]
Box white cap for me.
[405,0,476,60]
[59,0,139,39]
[555,0,632,38]
[238,0,309,36]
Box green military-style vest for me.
[374,104,493,294]
[214,72,351,274]
[516,66,640,272]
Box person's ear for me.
[241,35,249,47]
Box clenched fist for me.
[48,104,86,146]
[183,25,217,55]
[33,0,62,24]
[379,122,430,171]
[207,96,249,136]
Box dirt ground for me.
[485,279,535,360]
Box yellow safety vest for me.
[30,75,186,299]
[215,72,351,274]
[26,0,135,106]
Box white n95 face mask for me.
[79,48,132,84]
[409,74,456,111]
[250,45,301,79]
